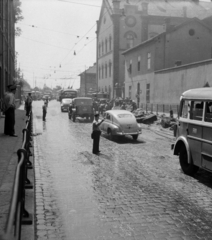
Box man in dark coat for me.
[4,85,17,137]
[92,112,105,154]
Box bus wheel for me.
[179,145,199,175]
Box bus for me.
[91,92,109,100]
[59,89,78,102]
[172,88,212,175]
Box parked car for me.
[100,110,142,140]
[42,95,51,101]
[172,88,212,175]
[61,98,73,112]
[69,97,94,122]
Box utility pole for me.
[84,66,87,97]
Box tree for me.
[14,0,24,36]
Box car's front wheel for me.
[108,129,113,141]
[132,134,138,140]
[179,145,199,175]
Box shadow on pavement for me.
[193,169,212,189]
[102,134,146,144]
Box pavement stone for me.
[0,107,29,236]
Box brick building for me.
[122,18,212,106]
[78,63,97,97]
[96,0,212,99]
[0,0,16,102]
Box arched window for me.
[109,61,112,77]
[102,40,104,55]
[124,31,137,49]
[98,43,101,57]
[105,38,108,53]
[102,64,104,79]
[105,63,108,78]
[99,66,101,79]
[109,35,112,51]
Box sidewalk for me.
[0,108,26,235]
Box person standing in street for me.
[42,102,47,121]
[92,112,105,155]
[25,92,33,117]
[4,85,17,137]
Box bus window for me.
[205,101,212,123]
[190,101,203,121]
[180,100,189,118]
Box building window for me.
[99,43,101,57]
[129,86,132,99]
[147,53,151,70]
[128,60,132,74]
[137,56,140,71]
[146,83,150,103]
[105,38,108,53]
[102,65,104,79]
[109,61,112,77]
[102,40,104,55]
[109,35,112,51]
[126,34,134,49]
[99,66,101,80]
[105,63,107,78]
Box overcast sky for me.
[15,0,211,90]
[15,0,102,90]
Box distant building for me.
[96,0,212,99]
[78,63,97,97]
[122,17,212,105]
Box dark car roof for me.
[73,97,92,100]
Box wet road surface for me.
[33,100,212,240]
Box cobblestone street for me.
[33,100,212,240]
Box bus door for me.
[187,100,203,167]
[202,101,212,170]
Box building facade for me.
[0,0,15,102]
[123,18,212,106]
[96,0,212,100]
[78,63,97,97]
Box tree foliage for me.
[14,0,23,36]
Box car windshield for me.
[63,99,72,104]
[75,99,92,105]
[117,114,133,118]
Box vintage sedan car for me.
[100,110,142,140]
[61,98,73,112]
[69,97,94,122]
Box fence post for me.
[17,149,33,225]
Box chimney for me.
[165,18,174,32]
[113,0,121,14]
[141,1,149,15]
[183,6,187,18]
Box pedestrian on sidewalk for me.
[42,102,47,121]
[25,92,33,117]
[4,85,17,137]
[92,112,105,155]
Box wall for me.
[165,21,212,68]
[153,60,212,104]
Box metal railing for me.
[139,103,179,116]
[3,111,33,240]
